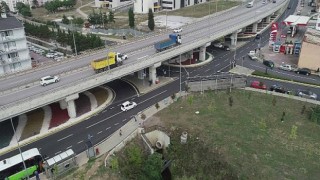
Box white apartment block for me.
[0,13,31,75]
[95,0,132,8]
[134,0,205,14]
[2,0,32,12]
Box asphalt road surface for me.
[0,0,288,106]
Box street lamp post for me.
[165,10,168,31]
[179,54,182,95]
[10,118,29,180]
[70,21,78,56]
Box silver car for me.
[297,90,317,100]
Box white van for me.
[247,2,253,8]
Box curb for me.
[0,87,115,156]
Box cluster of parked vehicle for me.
[250,80,318,100]
[28,43,64,61]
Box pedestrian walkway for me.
[229,65,255,76]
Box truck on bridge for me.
[91,52,126,73]
[154,34,182,52]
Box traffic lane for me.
[0,68,94,105]
[0,3,260,88]
[30,79,180,158]
[247,76,320,100]
[104,79,139,103]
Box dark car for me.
[295,68,311,75]
[263,60,275,69]
[223,45,230,51]
[269,85,290,94]
[255,34,261,40]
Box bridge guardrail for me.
[0,0,288,120]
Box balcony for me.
[0,36,25,43]
[0,47,27,55]
[0,57,30,66]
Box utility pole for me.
[71,20,77,56]
[179,54,182,95]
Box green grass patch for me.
[252,70,320,87]
[156,90,320,179]
[157,1,241,18]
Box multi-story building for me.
[95,0,132,9]
[134,0,205,14]
[0,13,31,75]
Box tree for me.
[73,17,84,27]
[142,153,163,180]
[148,8,155,31]
[0,1,10,13]
[128,7,135,28]
[16,2,32,17]
[108,11,115,23]
[62,14,69,24]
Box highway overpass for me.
[0,0,289,121]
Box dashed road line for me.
[106,127,111,131]
[55,151,62,155]
[77,140,83,144]
[114,123,119,126]
[66,146,72,150]
[97,131,103,134]
[57,134,73,142]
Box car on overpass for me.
[40,76,60,86]
[173,27,183,33]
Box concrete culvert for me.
[156,140,163,149]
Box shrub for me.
[155,103,160,110]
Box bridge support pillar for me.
[59,100,67,110]
[252,23,258,33]
[149,62,161,85]
[199,45,206,62]
[66,93,79,118]
[265,16,271,23]
[230,31,238,48]
[137,70,145,80]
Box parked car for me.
[297,90,317,100]
[223,45,230,51]
[121,101,137,111]
[46,53,55,58]
[248,51,258,60]
[297,10,301,15]
[279,64,294,71]
[255,34,261,40]
[263,60,275,69]
[173,27,182,33]
[250,81,267,90]
[269,85,290,94]
[213,42,224,48]
[295,68,311,75]
[40,75,60,86]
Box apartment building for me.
[0,13,31,75]
[95,0,132,9]
[134,0,205,14]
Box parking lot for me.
[28,43,65,67]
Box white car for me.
[40,75,60,86]
[121,101,137,111]
[279,64,294,71]
[213,43,224,48]
[46,53,55,58]
[173,27,182,33]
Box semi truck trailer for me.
[91,52,126,73]
[154,34,182,52]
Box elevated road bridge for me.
[0,0,289,121]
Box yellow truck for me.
[91,52,126,73]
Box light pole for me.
[179,54,182,95]
[216,0,218,13]
[165,10,168,31]
[10,118,29,180]
[70,20,78,56]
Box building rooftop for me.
[0,15,24,31]
[304,27,320,46]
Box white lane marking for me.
[57,134,73,142]
[114,123,119,126]
[215,63,220,67]
[97,131,102,134]
[106,127,111,131]
[138,55,149,59]
[77,140,83,144]
[66,146,72,150]
[205,69,210,72]
[224,59,229,62]
[131,97,135,100]
[44,156,50,160]
[138,90,167,105]
[86,111,123,129]
[55,151,62,155]
[122,119,127,122]
[102,109,107,113]
[110,107,114,109]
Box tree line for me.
[44,0,76,13]
[24,21,104,53]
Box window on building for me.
[163,1,173,4]
[188,0,190,5]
